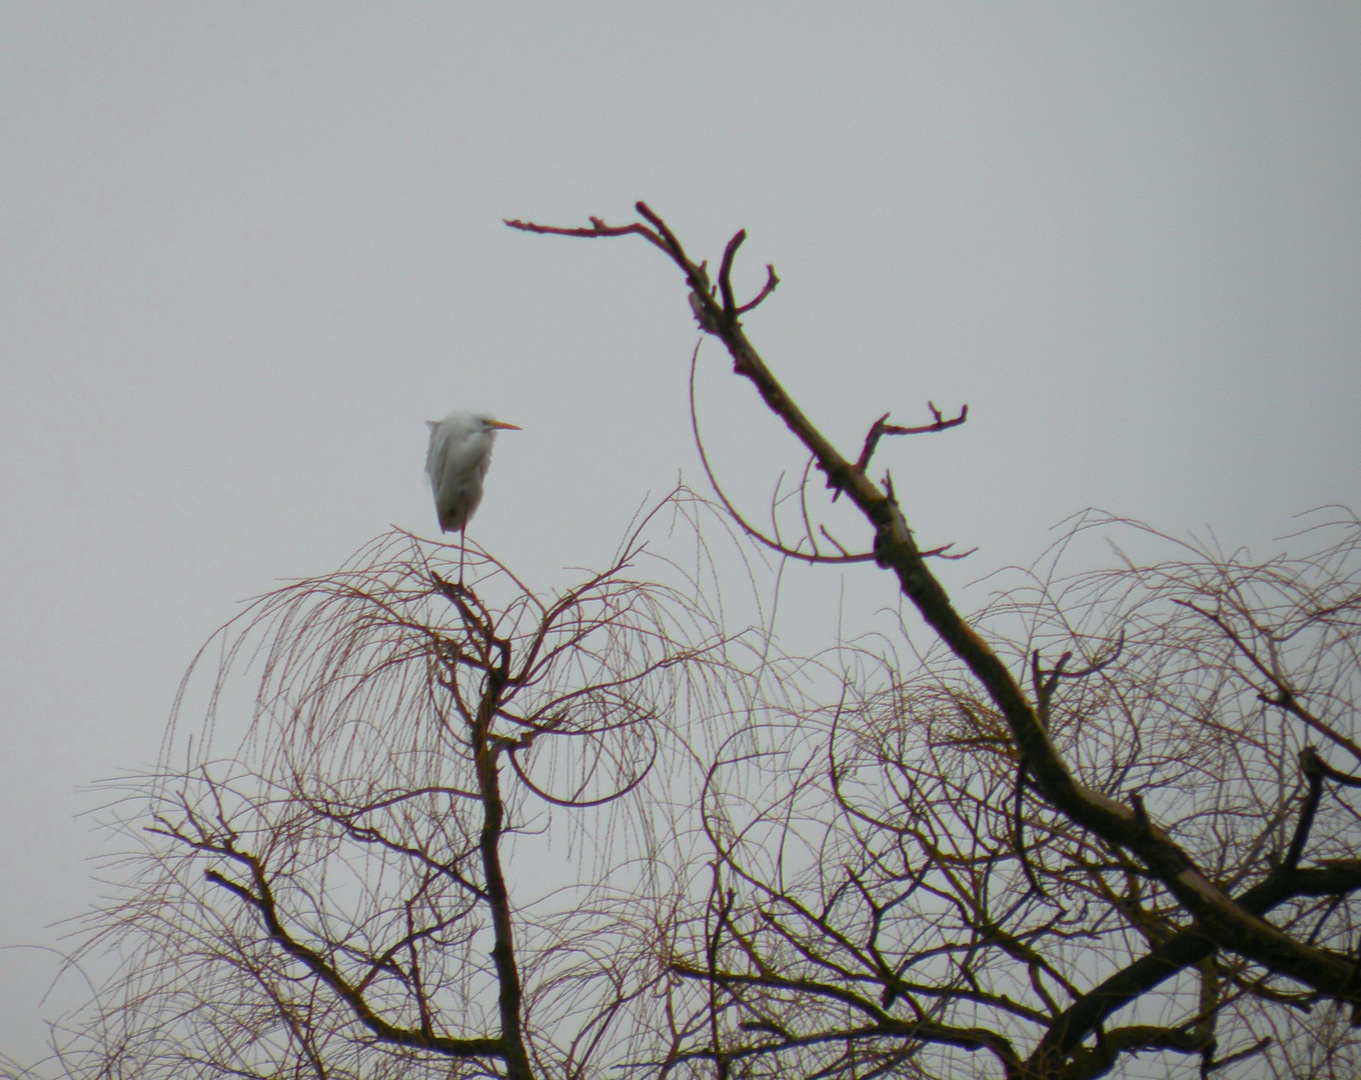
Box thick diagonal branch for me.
[1031,856,1361,1070]
[204,860,503,1058]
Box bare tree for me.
[503,205,1361,1079]
[49,520,742,1080]
[643,509,1361,1079]
[33,208,1361,1080]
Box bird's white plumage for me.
[425,411,519,534]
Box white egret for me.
[425,410,520,581]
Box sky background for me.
[3,3,1359,1067]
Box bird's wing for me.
[425,421,449,484]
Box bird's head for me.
[426,412,522,437]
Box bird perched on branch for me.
[425,410,520,579]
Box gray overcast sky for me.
[3,3,1359,1064]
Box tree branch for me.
[204,863,504,1059]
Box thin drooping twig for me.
[1173,598,1361,764]
[687,341,876,565]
